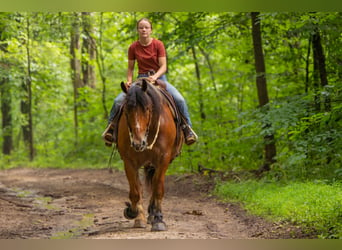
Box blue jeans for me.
[108,74,192,127]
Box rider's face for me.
[137,20,152,39]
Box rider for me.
[102,17,198,146]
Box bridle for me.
[126,96,161,151]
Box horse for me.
[117,78,183,231]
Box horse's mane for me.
[125,79,162,116]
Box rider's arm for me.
[127,59,135,86]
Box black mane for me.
[125,79,162,116]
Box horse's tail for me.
[144,164,155,192]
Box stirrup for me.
[102,124,115,145]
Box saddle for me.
[154,79,167,89]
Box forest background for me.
[0,12,341,238]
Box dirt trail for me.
[0,168,303,239]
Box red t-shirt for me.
[128,39,166,74]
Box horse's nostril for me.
[131,141,142,152]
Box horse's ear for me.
[121,81,127,93]
[142,79,148,92]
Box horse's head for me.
[121,79,154,152]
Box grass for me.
[214,180,342,239]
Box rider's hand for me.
[148,75,157,83]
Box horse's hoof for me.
[134,219,147,228]
[124,202,139,219]
[151,222,167,232]
[124,207,138,219]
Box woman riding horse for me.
[102,17,197,146]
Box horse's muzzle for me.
[131,139,147,152]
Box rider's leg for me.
[102,92,126,146]
[159,75,197,145]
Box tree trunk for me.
[96,12,109,119]
[0,77,13,155]
[312,27,330,112]
[81,12,96,89]
[70,12,82,144]
[251,12,276,173]
[251,13,269,107]
[312,24,332,164]
[0,20,13,155]
[199,46,223,119]
[21,14,34,161]
[305,36,311,93]
[191,45,206,122]
[70,13,83,89]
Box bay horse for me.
[117,78,183,231]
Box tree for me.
[95,12,108,119]
[70,12,98,144]
[312,23,330,112]
[0,76,12,155]
[21,13,34,160]
[81,12,96,89]
[70,12,82,143]
[191,45,206,121]
[250,12,276,173]
[0,64,13,156]
[0,13,13,155]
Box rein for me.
[146,117,160,150]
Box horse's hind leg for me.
[147,163,168,231]
[123,164,147,228]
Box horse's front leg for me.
[147,162,168,231]
[123,163,147,228]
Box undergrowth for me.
[214,180,342,239]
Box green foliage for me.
[266,88,342,181]
[215,180,342,239]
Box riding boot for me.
[182,124,198,146]
[102,122,116,147]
